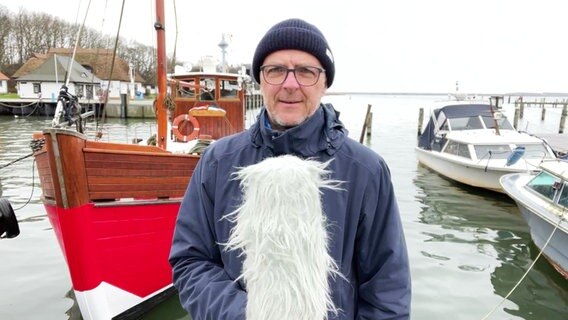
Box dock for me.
[1,94,264,119]
[534,133,568,157]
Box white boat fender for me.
[0,198,20,239]
[506,146,526,166]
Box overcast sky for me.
[2,0,567,94]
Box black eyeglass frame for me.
[260,65,326,87]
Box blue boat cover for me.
[418,104,492,150]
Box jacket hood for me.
[249,103,348,158]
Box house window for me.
[33,83,41,94]
[76,85,84,98]
[86,85,93,99]
[0,81,3,87]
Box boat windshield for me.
[517,144,554,159]
[560,182,568,208]
[481,116,514,130]
[527,171,561,201]
[474,145,512,159]
[448,116,484,130]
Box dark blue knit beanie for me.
[252,18,335,88]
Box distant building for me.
[13,48,145,100]
[14,54,101,101]
[0,71,9,94]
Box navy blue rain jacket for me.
[169,103,411,319]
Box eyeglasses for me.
[260,65,325,86]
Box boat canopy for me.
[418,104,501,150]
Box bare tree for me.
[0,5,12,68]
[0,6,202,88]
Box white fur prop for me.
[222,155,343,320]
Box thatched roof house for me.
[14,48,144,83]
[14,48,145,99]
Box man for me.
[169,18,411,319]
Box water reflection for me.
[414,164,568,319]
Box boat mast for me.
[155,0,168,149]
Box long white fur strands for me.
[222,155,343,320]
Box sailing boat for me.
[31,1,251,318]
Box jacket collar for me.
[250,103,347,157]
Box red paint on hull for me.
[45,201,180,297]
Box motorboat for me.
[500,159,568,278]
[416,102,557,192]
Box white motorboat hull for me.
[500,173,568,278]
[416,147,534,193]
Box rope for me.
[0,139,44,170]
[0,153,33,170]
[171,0,179,69]
[12,158,37,211]
[96,0,126,140]
[480,211,566,320]
[0,99,41,108]
[154,94,176,113]
[65,0,92,88]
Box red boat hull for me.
[45,200,181,318]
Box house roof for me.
[48,48,145,82]
[16,55,102,84]
[13,48,145,83]
[0,71,9,80]
[12,53,48,78]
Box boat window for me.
[481,116,514,130]
[449,116,483,130]
[473,145,512,160]
[443,141,471,158]
[517,144,554,159]
[559,182,568,208]
[177,79,196,98]
[199,77,216,101]
[436,112,447,131]
[220,79,239,99]
[527,171,560,201]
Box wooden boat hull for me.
[33,128,199,319]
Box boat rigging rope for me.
[480,211,566,320]
[65,0,92,88]
[171,0,179,68]
[95,0,126,141]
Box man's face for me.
[260,49,327,131]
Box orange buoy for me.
[172,114,200,142]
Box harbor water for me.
[0,94,567,319]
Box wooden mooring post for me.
[513,105,520,130]
[560,103,568,134]
[417,107,424,136]
[359,104,372,144]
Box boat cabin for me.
[169,72,249,141]
[418,104,556,163]
[525,161,568,207]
